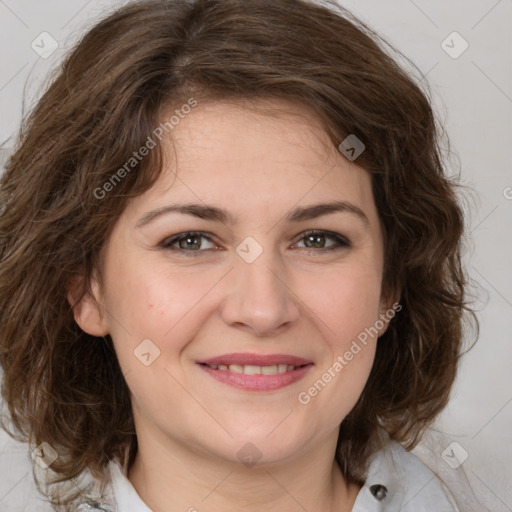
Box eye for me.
[293,230,351,252]
[160,231,218,254]
[159,229,351,256]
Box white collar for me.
[108,460,152,512]
[350,439,458,511]
[106,440,457,512]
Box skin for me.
[71,98,396,512]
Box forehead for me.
[125,98,377,225]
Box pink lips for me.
[197,352,314,391]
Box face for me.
[73,98,394,466]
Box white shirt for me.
[0,430,467,512]
[105,439,459,512]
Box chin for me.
[210,423,315,467]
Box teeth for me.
[207,363,297,374]
[278,364,288,373]
[244,365,261,375]
[229,364,244,373]
[261,365,278,375]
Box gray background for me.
[0,0,511,510]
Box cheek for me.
[301,262,383,346]
[101,260,212,417]
[102,256,225,377]
[103,257,208,336]
[296,264,381,412]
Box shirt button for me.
[369,484,388,501]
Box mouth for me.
[197,353,313,391]
[202,362,303,374]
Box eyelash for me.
[159,230,351,256]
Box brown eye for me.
[295,230,351,251]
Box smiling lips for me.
[197,353,313,391]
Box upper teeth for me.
[207,364,295,375]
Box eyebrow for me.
[136,200,370,228]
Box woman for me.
[0,0,483,510]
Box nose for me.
[219,244,301,338]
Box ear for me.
[377,290,401,338]
[67,272,109,337]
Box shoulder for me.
[351,438,459,512]
[0,426,116,512]
[0,428,55,511]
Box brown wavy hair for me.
[0,0,478,508]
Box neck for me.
[128,425,361,512]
